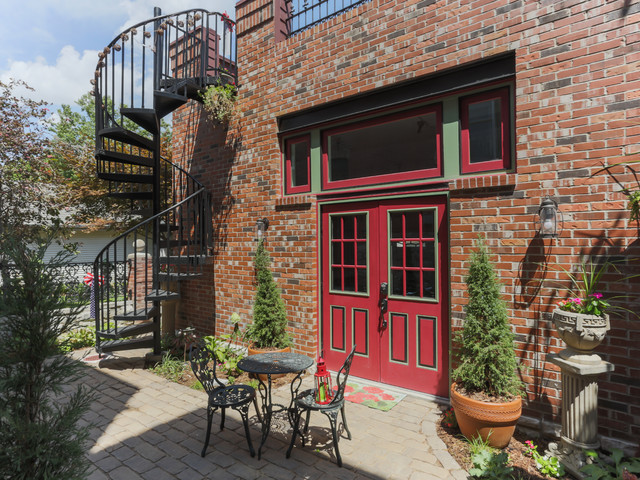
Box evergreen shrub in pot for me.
[246,239,292,354]
[450,238,523,448]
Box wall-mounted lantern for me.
[256,217,269,242]
[538,196,562,238]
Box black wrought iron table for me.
[237,351,314,459]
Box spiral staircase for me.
[91,8,236,355]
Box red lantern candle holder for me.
[314,356,333,404]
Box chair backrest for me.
[329,344,357,406]
[189,344,225,393]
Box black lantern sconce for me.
[256,217,269,242]
[537,196,562,238]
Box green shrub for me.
[246,240,291,349]
[0,237,93,479]
[452,238,522,398]
[468,435,514,479]
[150,353,188,383]
[581,448,640,480]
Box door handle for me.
[379,282,388,330]
[380,298,388,314]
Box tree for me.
[0,235,93,479]
[246,240,291,349]
[49,93,175,229]
[0,79,61,243]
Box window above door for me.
[279,81,514,196]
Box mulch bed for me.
[436,412,573,479]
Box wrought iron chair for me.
[286,345,357,467]
[189,345,261,457]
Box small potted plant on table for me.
[450,238,523,448]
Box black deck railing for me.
[92,9,237,140]
[285,0,372,36]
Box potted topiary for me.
[450,238,523,448]
[246,239,292,358]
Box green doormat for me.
[339,382,406,411]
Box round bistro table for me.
[238,351,314,459]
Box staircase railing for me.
[92,160,212,352]
[92,9,237,137]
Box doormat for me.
[338,382,406,411]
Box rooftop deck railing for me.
[285,0,372,36]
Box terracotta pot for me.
[247,345,291,381]
[552,308,609,354]
[450,383,522,449]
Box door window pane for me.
[390,212,403,239]
[330,213,368,294]
[388,208,438,300]
[344,242,355,265]
[391,270,403,295]
[405,212,420,238]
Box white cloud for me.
[1,45,98,106]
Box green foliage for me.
[246,240,291,349]
[200,80,238,124]
[0,236,93,479]
[468,436,514,479]
[524,440,565,478]
[548,256,638,318]
[581,448,640,480]
[452,238,522,398]
[203,313,246,377]
[0,79,62,243]
[593,160,640,223]
[150,353,188,383]
[58,327,95,353]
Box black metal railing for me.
[285,0,371,36]
[92,9,236,143]
[92,164,211,345]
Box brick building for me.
[170,0,640,447]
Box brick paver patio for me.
[73,349,466,480]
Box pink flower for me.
[590,293,603,299]
[572,297,582,304]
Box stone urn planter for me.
[552,309,610,365]
[450,383,522,449]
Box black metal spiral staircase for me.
[91,8,236,355]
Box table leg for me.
[255,373,272,460]
[287,370,305,428]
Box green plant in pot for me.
[548,256,637,366]
[450,238,523,449]
[246,239,292,355]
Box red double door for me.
[321,196,449,397]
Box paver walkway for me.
[73,349,467,480]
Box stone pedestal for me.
[546,353,614,479]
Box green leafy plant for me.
[468,435,514,479]
[452,238,522,398]
[593,160,640,222]
[58,327,95,353]
[200,80,238,124]
[0,236,93,479]
[581,448,640,480]
[549,256,637,318]
[524,440,565,478]
[151,353,188,383]
[246,239,292,350]
[204,313,246,377]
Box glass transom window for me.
[322,106,442,189]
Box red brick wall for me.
[172,0,640,443]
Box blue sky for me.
[0,0,236,109]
